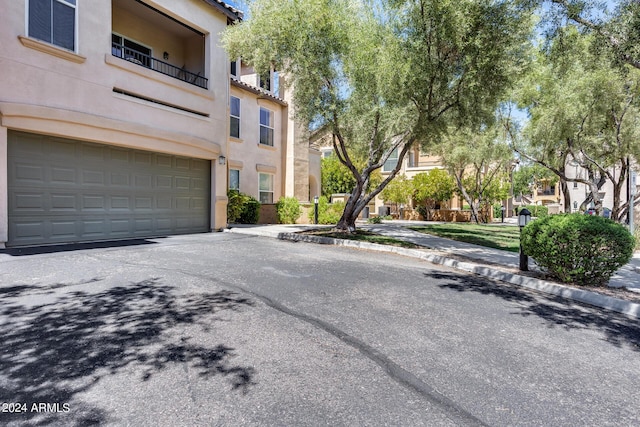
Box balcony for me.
[111,42,207,89]
[112,0,208,89]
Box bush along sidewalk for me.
[276,196,302,224]
[520,213,635,286]
[227,190,261,224]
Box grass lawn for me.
[409,223,522,252]
[301,229,421,249]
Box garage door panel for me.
[82,143,106,161]
[110,172,130,186]
[52,167,77,184]
[8,131,211,246]
[51,194,78,210]
[51,221,78,239]
[13,193,46,211]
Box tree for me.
[380,174,412,216]
[512,163,557,198]
[412,169,456,219]
[436,122,512,223]
[512,25,640,220]
[321,154,382,198]
[223,0,534,231]
[546,0,640,70]
[321,155,356,197]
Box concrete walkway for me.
[226,221,640,318]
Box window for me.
[259,108,274,146]
[259,74,271,92]
[112,34,151,67]
[573,182,578,189]
[383,148,399,172]
[230,96,240,138]
[321,149,333,158]
[28,0,76,51]
[259,173,274,204]
[230,60,238,77]
[229,169,240,191]
[407,150,416,168]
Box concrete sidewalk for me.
[226,221,640,318]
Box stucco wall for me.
[0,0,234,241]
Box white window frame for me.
[230,96,241,139]
[383,148,399,172]
[259,107,274,147]
[259,173,274,204]
[27,0,78,52]
[229,169,240,191]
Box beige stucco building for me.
[0,0,320,247]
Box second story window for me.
[259,108,274,147]
[383,148,399,172]
[230,96,240,138]
[259,74,271,92]
[28,0,77,51]
[230,60,238,77]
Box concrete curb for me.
[276,232,640,319]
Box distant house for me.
[0,0,319,247]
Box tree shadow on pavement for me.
[0,278,255,426]
[428,271,640,352]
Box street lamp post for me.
[518,208,531,271]
[314,196,319,225]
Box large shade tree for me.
[223,0,533,231]
[513,25,640,220]
[546,0,640,70]
[435,122,512,223]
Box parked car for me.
[585,207,611,218]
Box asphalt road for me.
[1,233,639,426]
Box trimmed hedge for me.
[276,196,302,224]
[521,213,635,286]
[227,190,261,224]
[518,205,548,218]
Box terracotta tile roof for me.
[231,77,288,106]
[201,0,243,20]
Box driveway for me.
[1,233,639,426]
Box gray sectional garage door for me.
[8,131,210,247]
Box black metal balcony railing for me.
[112,43,208,89]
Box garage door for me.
[8,131,210,246]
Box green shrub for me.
[520,205,548,218]
[493,203,507,219]
[308,196,345,224]
[368,216,383,224]
[521,213,635,286]
[227,190,244,223]
[239,197,261,224]
[227,190,261,224]
[416,205,429,220]
[276,196,302,224]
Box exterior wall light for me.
[163,51,169,60]
[518,207,531,271]
[218,155,226,165]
